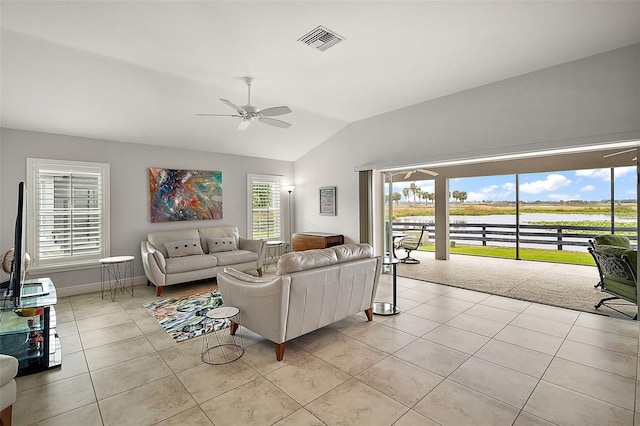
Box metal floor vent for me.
[298,26,344,51]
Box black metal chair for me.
[588,244,637,320]
[396,225,426,264]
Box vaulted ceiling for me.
[2,1,639,162]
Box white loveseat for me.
[141,226,266,296]
[217,243,381,361]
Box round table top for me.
[100,255,135,264]
[206,306,240,320]
[382,257,400,265]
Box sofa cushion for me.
[164,239,204,258]
[331,243,373,263]
[199,226,240,253]
[596,245,637,265]
[165,254,218,274]
[214,250,259,266]
[207,237,237,253]
[149,229,200,257]
[595,234,631,249]
[277,248,339,274]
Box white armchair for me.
[0,354,18,426]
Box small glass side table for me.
[201,307,244,365]
[100,256,134,302]
[372,257,400,316]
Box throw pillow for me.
[164,240,204,258]
[207,237,237,253]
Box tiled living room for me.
[2,2,640,425]
[8,264,640,426]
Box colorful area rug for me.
[144,291,228,342]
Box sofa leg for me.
[156,286,163,297]
[275,342,286,361]
[1,404,12,426]
[365,308,373,321]
[257,267,263,277]
[230,321,239,335]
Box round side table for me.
[100,255,134,302]
[201,307,244,365]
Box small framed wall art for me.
[319,186,337,216]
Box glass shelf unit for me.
[0,277,62,376]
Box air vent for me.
[298,26,344,52]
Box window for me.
[27,158,110,271]
[247,174,282,240]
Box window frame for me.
[26,158,110,273]
[247,173,283,241]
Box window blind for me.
[28,159,110,270]
[248,175,282,240]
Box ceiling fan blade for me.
[220,98,246,114]
[418,168,439,177]
[603,148,637,158]
[196,113,242,117]
[404,171,413,180]
[259,117,291,129]
[237,119,251,131]
[259,106,292,117]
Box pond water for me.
[397,213,636,225]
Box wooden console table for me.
[292,232,344,251]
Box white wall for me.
[295,44,640,244]
[0,128,294,295]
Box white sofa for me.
[141,226,266,296]
[0,354,18,426]
[217,243,382,361]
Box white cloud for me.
[580,184,595,192]
[519,174,571,195]
[503,182,516,192]
[576,168,609,180]
[548,193,581,201]
[466,192,485,202]
[419,183,435,193]
[576,166,635,182]
[464,183,516,201]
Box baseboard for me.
[55,275,149,298]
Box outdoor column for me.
[435,176,450,260]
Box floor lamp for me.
[286,185,295,252]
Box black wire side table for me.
[99,256,134,302]
[201,307,244,365]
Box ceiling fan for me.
[403,169,439,179]
[197,77,292,130]
[603,148,637,162]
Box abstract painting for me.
[149,168,222,222]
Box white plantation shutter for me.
[27,159,110,270]
[247,174,282,240]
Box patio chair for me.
[589,234,632,288]
[588,243,637,320]
[396,225,426,264]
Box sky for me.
[390,166,637,203]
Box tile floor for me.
[10,271,640,426]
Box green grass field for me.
[420,243,596,266]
